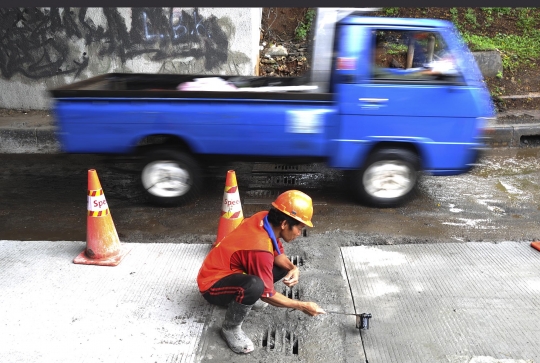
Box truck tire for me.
[352,148,419,207]
[140,149,201,206]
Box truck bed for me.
[50,73,333,102]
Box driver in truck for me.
[372,30,457,80]
[196,190,326,354]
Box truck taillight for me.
[336,57,356,70]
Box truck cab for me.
[320,14,494,206]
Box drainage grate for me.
[248,173,325,190]
[520,134,540,147]
[252,163,320,173]
[249,174,300,188]
[289,255,304,266]
[262,327,299,355]
[283,286,300,300]
[243,189,283,205]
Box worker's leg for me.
[202,274,261,354]
[250,265,291,312]
[202,273,264,307]
[273,264,289,282]
[221,300,254,354]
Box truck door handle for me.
[359,98,388,103]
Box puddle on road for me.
[472,147,540,177]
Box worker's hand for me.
[298,301,326,317]
[283,266,300,287]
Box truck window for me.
[371,29,461,82]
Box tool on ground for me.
[326,311,372,330]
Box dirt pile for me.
[259,8,311,77]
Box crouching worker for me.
[196,190,326,354]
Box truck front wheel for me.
[352,148,419,207]
[140,149,201,206]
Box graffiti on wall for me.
[0,7,231,80]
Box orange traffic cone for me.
[532,241,540,252]
[213,170,244,247]
[74,169,131,266]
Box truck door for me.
[337,26,483,173]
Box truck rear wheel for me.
[140,149,201,206]
[352,148,419,207]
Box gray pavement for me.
[2,239,539,362]
[342,242,540,363]
[0,240,362,363]
[1,108,540,153]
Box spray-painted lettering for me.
[143,9,209,40]
[0,7,230,80]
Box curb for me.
[485,123,540,148]
[0,126,59,154]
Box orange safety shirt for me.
[197,211,283,297]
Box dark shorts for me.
[201,265,288,306]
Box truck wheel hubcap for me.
[363,161,414,199]
[142,160,191,197]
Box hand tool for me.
[326,311,372,330]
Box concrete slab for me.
[0,240,213,363]
[341,242,540,363]
[0,239,367,363]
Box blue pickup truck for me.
[50,13,494,207]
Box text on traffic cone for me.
[213,170,244,247]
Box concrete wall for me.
[0,7,262,110]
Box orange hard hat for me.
[272,190,314,227]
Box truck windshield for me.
[371,29,460,82]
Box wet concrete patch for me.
[197,237,366,363]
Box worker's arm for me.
[274,253,299,287]
[261,292,325,316]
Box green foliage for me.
[464,8,478,28]
[386,43,408,55]
[491,7,513,17]
[384,8,399,16]
[516,8,538,33]
[491,85,503,97]
[295,8,316,41]
[449,8,464,32]
[463,32,540,73]
[449,8,459,23]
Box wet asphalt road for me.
[1,147,539,244]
